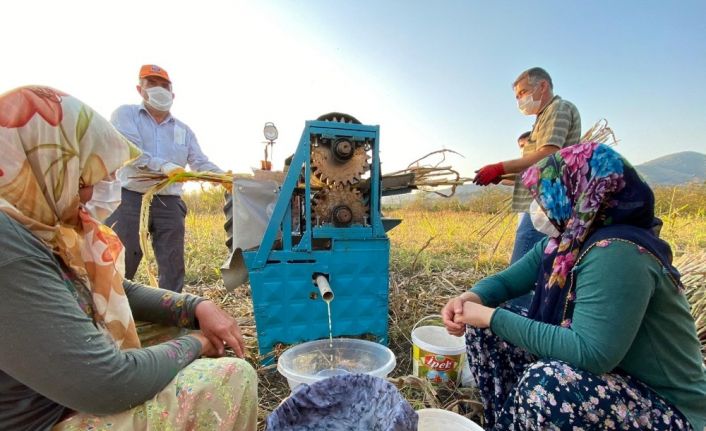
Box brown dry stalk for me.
[489,212,515,259]
[467,198,513,239]
[385,149,473,197]
[387,375,439,407]
[411,236,436,272]
[580,118,618,146]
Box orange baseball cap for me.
[139,64,171,83]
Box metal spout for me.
[314,275,334,303]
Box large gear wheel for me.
[312,187,368,227]
[316,112,361,124]
[311,143,369,186]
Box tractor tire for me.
[223,191,233,250]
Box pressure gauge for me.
[263,122,278,141]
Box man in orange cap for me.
[107,64,225,292]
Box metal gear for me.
[311,144,369,186]
[316,112,361,124]
[312,187,368,227]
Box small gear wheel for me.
[311,144,369,186]
[312,187,368,227]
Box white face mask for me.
[517,91,541,116]
[85,179,122,221]
[529,199,560,238]
[145,86,173,112]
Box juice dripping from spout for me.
[326,299,333,367]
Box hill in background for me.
[635,151,706,185]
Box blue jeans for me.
[507,212,546,310]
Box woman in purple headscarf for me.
[442,142,705,430]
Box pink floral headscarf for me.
[521,142,680,327]
[0,86,142,349]
[521,143,626,326]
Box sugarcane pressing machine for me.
[222,114,406,362]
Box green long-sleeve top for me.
[471,239,706,430]
[0,212,205,431]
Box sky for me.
[2,0,705,179]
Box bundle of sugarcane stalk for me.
[132,170,242,285]
[580,118,618,146]
[384,149,473,198]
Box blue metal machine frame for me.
[242,120,390,363]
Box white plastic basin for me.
[277,338,396,390]
[417,408,483,431]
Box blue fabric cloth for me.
[266,374,418,431]
[111,104,222,196]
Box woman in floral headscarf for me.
[442,143,706,430]
[0,86,257,431]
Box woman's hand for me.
[194,300,246,358]
[190,332,220,357]
[453,301,496,329]
[442,291,482,336]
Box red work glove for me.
[473,162,505,186]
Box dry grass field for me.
[133,184,706,429]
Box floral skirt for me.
[53,357,257,431]
[466,325,692,430]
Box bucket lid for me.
[417,408,483,431]
[411,326,465,356]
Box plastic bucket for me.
[417,408,483,431]
[411,316,466,386]
[277,338,396,390]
